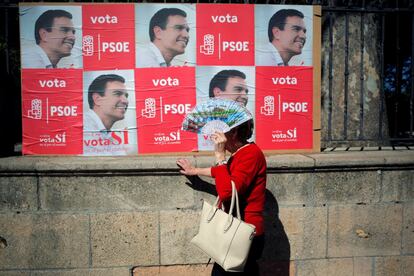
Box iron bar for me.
[359,9,365,139]
[410,14,414,138]
[343,12,349,140]
[4,5,10,75]
[394,9,401,137]
[328,10,334,140]
[379,14,385,140]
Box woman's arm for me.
[176,158,212,177]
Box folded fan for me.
[182,98,253,135]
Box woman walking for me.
[177,119,266,275]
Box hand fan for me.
[182,98,253,135]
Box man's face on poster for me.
[274,16,306,56]
[40,16,76,58]
[155,15,189,57]
[95,81,129,122]
[214,77,248,106]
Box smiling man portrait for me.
[23,9,77,69]
[209,69,249,107]
[137,7,190,67]
[257,9,307,66]
[84,74,129,132]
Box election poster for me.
[255,5,313,66]
[82,4,135,70]
[196,66,255,151]
[255,67,313,150]
[135,4,196,68]
[22,69,83,154]
[20,5,83,69]
[83,70,137,156]
[196,4,255,66]
[19,3,321,155]
[135,67,197,154]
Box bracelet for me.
[215,159,227,166]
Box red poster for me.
[255,67,313,150]
[82,4,135,70]
[22,69,83,155]
[135,67,197,154]
[197,4,254,66]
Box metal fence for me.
[321,1,414,148]
[0,0,413,156]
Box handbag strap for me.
[230,181,241,220]
[222,181,242,232]
[213,181,241,218]
[213,181,242,219]
[208,181,242,232]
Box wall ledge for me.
[0,150,413,175]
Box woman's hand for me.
[177,159,212,178]
[176,158,198,176]
[210,131,227,162]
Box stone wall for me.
[0,150,413,276]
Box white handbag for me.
[191,181,256,272]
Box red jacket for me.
[210,143,266,235]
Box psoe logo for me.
[153,130,181,144]
[27,99,42,119]
[39,132,66,145]
[142,98,156,118]
[200,34,214,55]
[83,35,94,56]
[260,96,274,116]
[271,128,297,141]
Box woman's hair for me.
[231,119,254,142]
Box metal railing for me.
[321,1,414,147]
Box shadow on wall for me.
[260,190,291,276]
[184,175,291,276]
